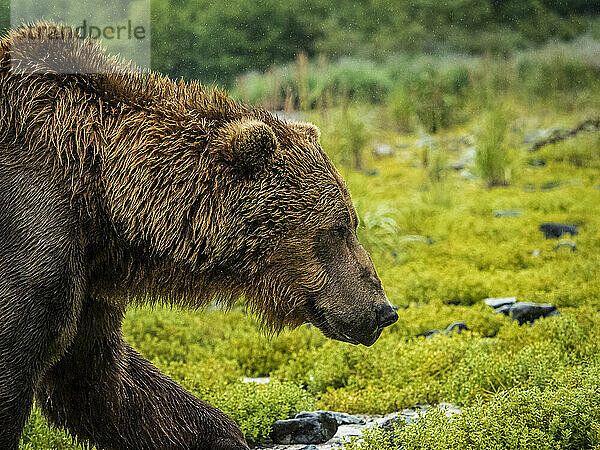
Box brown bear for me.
[0,23,398,449]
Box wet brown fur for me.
[0,22,387,450]
[0,22,350,329]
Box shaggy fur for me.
[0,22,396,449]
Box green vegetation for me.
[233,38,600,130]
[19,410,90,450]
[150,0,596,83]
[3,1,597,83]
[350,364,600,450]
[474,108,513,187]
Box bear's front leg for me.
[0,167,85,450]
[36,300,249,450]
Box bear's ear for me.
[291,122,320,146]
[214,119,278,176]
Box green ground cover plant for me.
[349,363,600,450]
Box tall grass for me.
[475,108,514,188]
[315,103,372,170]
[232,38,600,135]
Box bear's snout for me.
[375,303,398,328]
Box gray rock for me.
[528,159,546,167]
[523,130,540,145]
[373,144,393,158]
[415,136,436,148]
[378,404,460,433]
[523,128,564,145]
[486,297,558,325]
[456,136,474,146]
[494,209,521,218]
[495,304,514,316]
[445,322,469,334]
[447,136,473,152]
[417,322,468,338]
[554,241,577,252]
[540,181,561,191]
[303,411,365,426]
[438,403,463,416]
[271,412,338,445]
[485,297,517,310]
[460,146,477,166]
[540,223,578,239]
[258,406,461,449]
[399,406,429,425]
[448,162,466,171]
[502,302,558,325]
[379,416,405,433]
[416,329,441,338]
[378,417,406,449]
[460,169,477,180]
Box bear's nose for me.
[376,303,398,328]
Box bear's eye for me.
[329,225,347,240]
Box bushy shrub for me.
[323,59,392,104]
[387,60,472,133]
[344,425,401,450]
[443,339,565,404]
[318,105,372,169]
[123,307,326,381]
[234,58,393,109]
[233,39,600,125]
[388,87,416,132]
[517,39,600,99]
[410,66,469,134]
[268,309,600,415]
[399,365,600,450]
[234,68,289,110]
[184,380,315,442]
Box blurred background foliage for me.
[151,0,597,83]
[1,0,599,83]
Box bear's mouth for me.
[306,301,381,346]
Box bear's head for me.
[210,117,397,346]
[3,23,396,346]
